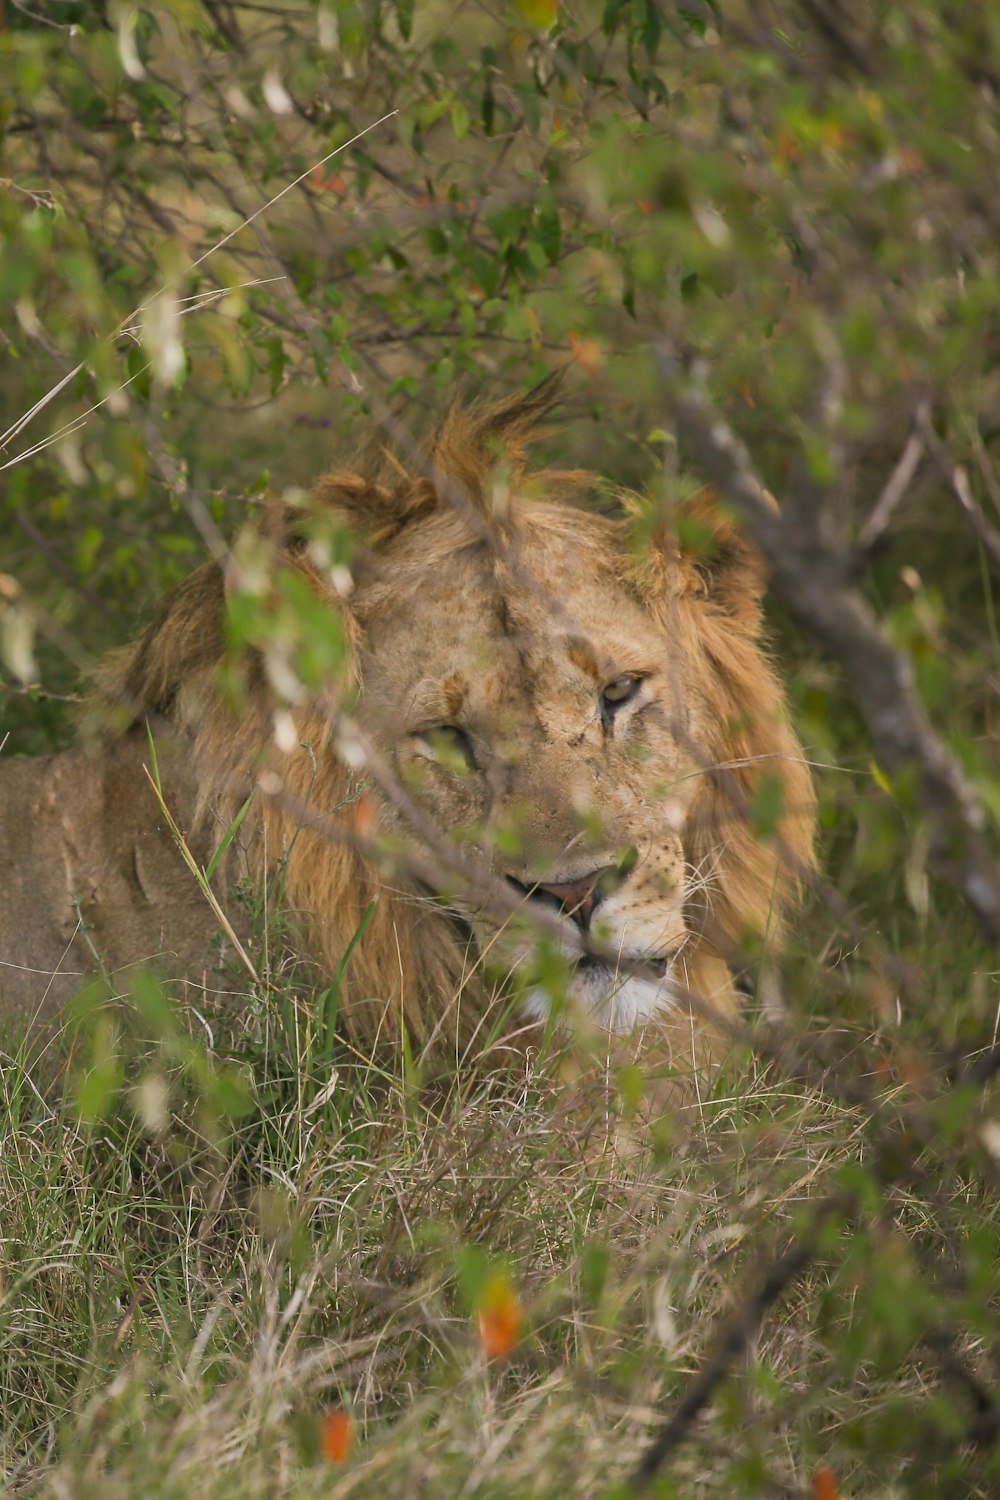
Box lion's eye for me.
[412,724,477,771]
[601,674,643,713]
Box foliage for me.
[2,1,1000,1496]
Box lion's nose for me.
[508,864,621,933]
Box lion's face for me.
[353,501,706,1032]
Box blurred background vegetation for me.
[2,1,1000,1496]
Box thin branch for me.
[916,410,1000,574]
[797,0,876,77]
[922,1325,1000,1449]
[970,426,1000,525]
[13,508,110,617]
[0,681,83,704]
[858,410,928,552]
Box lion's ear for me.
[675,487,768,633]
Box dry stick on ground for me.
[654,344,1000,944]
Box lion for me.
[0,388,815,1076]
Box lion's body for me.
[1,738,222,1023]
[0,393,815,1066]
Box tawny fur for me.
[0,390,815,1068]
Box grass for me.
[5,936,1000,1500]
[2,781,998,1498]
[2,720,997,1497]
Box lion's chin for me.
[522,957,679,1035]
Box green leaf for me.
[535,189,562,265]
[870,760,894,796]
[266,335,286,395]
[750,773,785,838]
[451,99,470,142]
[129,967,175,1034]
[514,0,559,30]
[74,1014,123,1125]
[394,0,414,40]
[455,1244,491,1311]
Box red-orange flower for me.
[321,1408,354,1462]
[476,1274,524,1360]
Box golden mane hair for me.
[85,389,815,1053]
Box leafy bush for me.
[2,2,1000,1496]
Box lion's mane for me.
[88,390,815,1051]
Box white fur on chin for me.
[522,959,679,1034]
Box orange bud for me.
[811,1466,840,1500]
[476,1275,524,1360]
[568,331,603,377]
[310,167,348,195]
[352,793,379,840]
[321,1408,354,1462]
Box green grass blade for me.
[205,793,254,881]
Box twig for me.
[916,409,1000,574]
[142,764,259,985]
[922,1325,1000,1449]
[858,411,927,552]
[969,425,1000,525]
[13,508,110,616]
[798,0,875,77]
[0,680,83,704]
